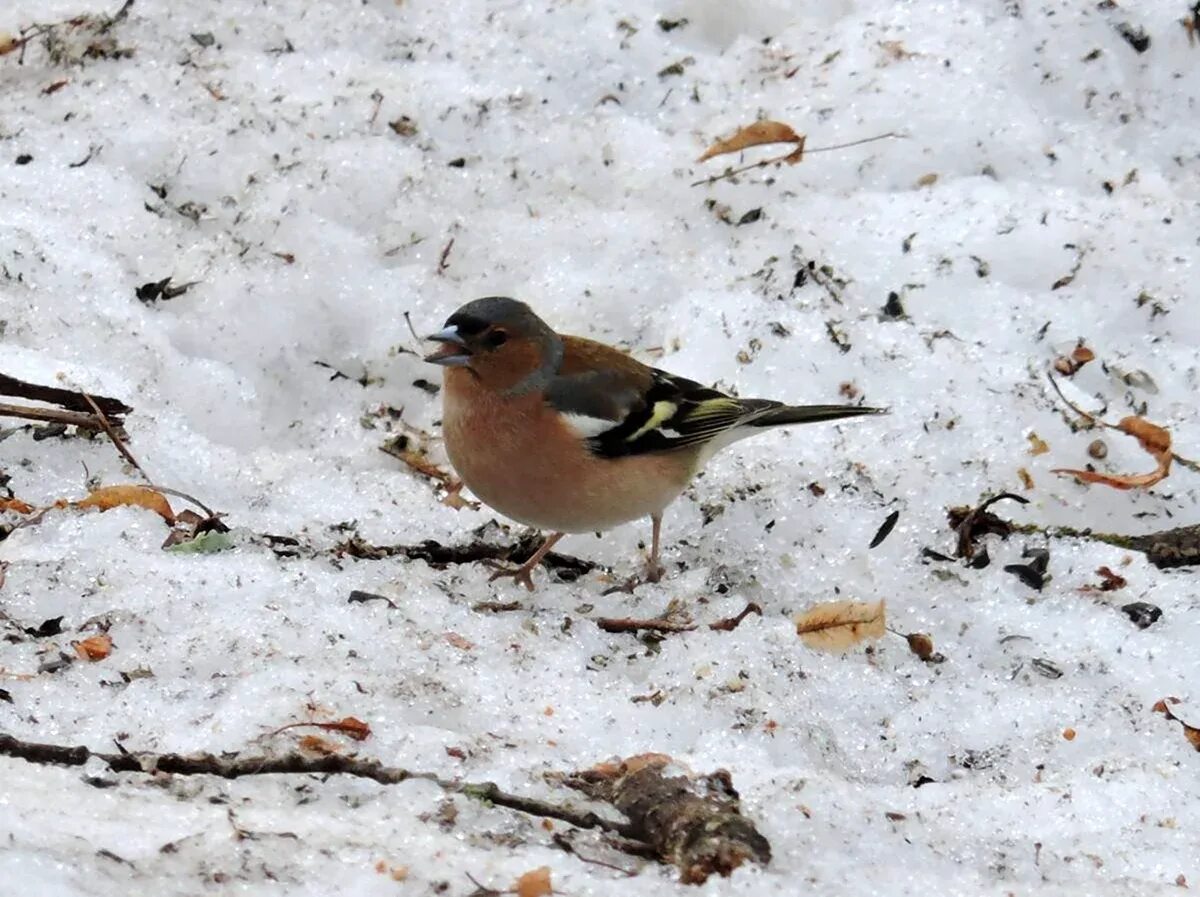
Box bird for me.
[424,297,885,590]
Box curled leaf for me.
[515,866,553,897]
[73,485,175,524]
[904,632,943,663]
[73,633,113,661]
[1053,416,1172,490]
[697,121,804,163]
[795,599,885,651]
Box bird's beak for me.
[424,326,472,367]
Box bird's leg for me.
[645,512,665,583]
[602,514,666,595]
[488,531,565,591]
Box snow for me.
[2,0,1199,894]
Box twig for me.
[708,602,763,632]
[0,402,105,429]
[334,533,599,578]
[691,131,902,187]
[0,731,637,838]
[1047,372,1199,473]
[596,616,696,634]
[551,831,639,875]
[0,373,130,417]
[81,392,147,479]
[436,237,455,276]
[402,310,422,343]
[148,485,218,519]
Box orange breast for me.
[440,370,695,533]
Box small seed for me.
[1087,439,1107,459]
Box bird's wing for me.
[545,340,779,458]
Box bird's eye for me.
[485,330,508,348]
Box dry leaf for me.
[1095,565,1127,591]
[795,599,886,651]
[1017,467,1034,490]
[1053,416,1172,490]
[73,485,175,524]
[914,172,938,188]
[444,632,475,651]
[270,715,372,742]
[298,734,340,755]
[514,866,552,897]
[1153,697,1200,752]
[1054,343,1096,377]
[73,633,113,661]
[904,632,936,661]
[1027,433,1050,455]
[0,497,35,514]
[697,120,804,162]
[325,716,371,740]
[0,32,18,56]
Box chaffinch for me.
[425,297,884,590]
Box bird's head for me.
[424,296,561,392]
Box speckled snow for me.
[2,1,1199,895]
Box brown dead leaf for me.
[697,120,804,163]
[72,485,175,524]
[514,866,553,897]
[587,752,673,780]
[0,497,35,514]
[795,599,886,651]
[1053,416,1172,490]
[1054,343,1096,377]
[297,734,341,755]
[914,172,938,188]
[1017,467,1034,490]
[904,632,937,661]
[270,716,372,742]
[1153,697,1200,752]
[1095,565,1127,591]
[444,632,475,651]
[0,32,18,56]
[73,633,113,661]
[324,716,371,740]
[1027,433,1050,456]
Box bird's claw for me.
[600,561,666,596]
[486,561,538,591]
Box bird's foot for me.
[484,559,539,591]
[601,563,665,596]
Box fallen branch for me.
[946,502,1200,570]
[597,598,696,634]
[80,391,146,479]
[335,533,598,579]
[597,616,696,634]
[1009,520,1200,569]
[566,754,771,883]
[0,402,107,430]
[0,373,131,418]
[0,731,635,838]
[709,602,763,632]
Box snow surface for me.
[2,0,1199,894]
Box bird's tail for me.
[745,403,888,428]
